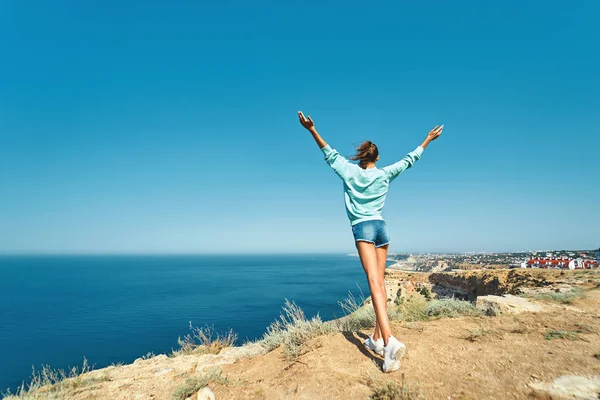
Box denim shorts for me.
[351,219,390,248]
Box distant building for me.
[527,257,598,269]
[528,257,570,268]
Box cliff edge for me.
[5,269,600,400]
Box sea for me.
[0,254,384,394]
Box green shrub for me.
[337,292,479,334]
[543,330,582,341]
[426,298,481,318]
[397,296,480,322]
[417,287,431,299]
[394,289,403,306]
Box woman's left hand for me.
[426,125,444,141]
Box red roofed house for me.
[527,257,598,269]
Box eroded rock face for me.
[428,269,553,300]
[388,258,451,273]
[529,375,600,400]
[384,269,569,301]
[476,294,544,316]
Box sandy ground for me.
[210,286,600,399]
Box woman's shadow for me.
[341,330,384,367]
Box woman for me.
[298,111,443,373]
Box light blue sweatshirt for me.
[321,144,424,226]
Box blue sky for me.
[1,1,599,254]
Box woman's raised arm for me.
[382,125,444,182]
[299,111,356,180]
[298,111,327,149]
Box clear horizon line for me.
[1,248,597,256]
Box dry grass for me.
[2,358,110,399]
[573,322,595,334]
[464,328,490,342]
[529,288,585,304]
[337,290,377,331]
[171,368,226,400]
[258,299,335,360]
[543,330,583,341]
[426,298,481,319]
[510,326,530,334]
[140,352,155,360]
[397,295,429,322]
[174,322,237,356]
[338,291,481,332]
[369,374,417,400]
[403,322,424,332]
[398,295,480,322]
[336,290,403,332]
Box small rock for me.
[476,295,543,316]
[155,367,173,376]
[197,387,215,400]
[529,375,600,400]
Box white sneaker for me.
[364,335,384,356]
[382,335,407,373]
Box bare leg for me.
[356,241,392,346]
[372,244,389,341]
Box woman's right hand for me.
[298,111,315,131]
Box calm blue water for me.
[0,254,379,393]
